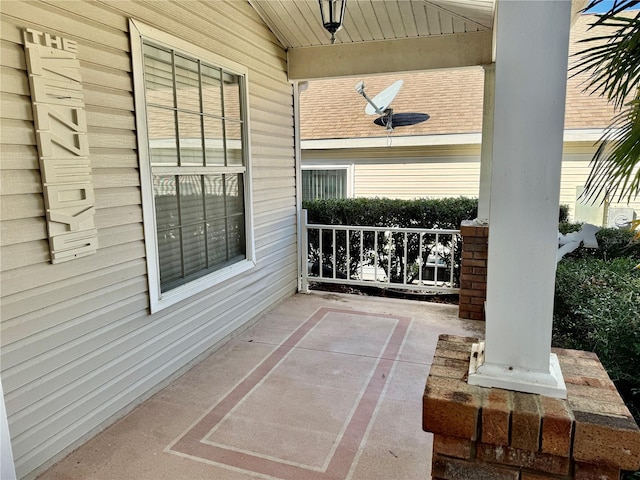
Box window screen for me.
[302,169,348,201]
[143,42,247,292]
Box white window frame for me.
[301,164,354,201]
[130,19,255,313]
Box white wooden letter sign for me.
[23,28,98,263]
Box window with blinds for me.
[142,41,248,293]
[302,169,348,201]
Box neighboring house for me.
[300,12,640,226]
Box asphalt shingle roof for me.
[300,12,627,141]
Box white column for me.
[468,0,572,398]
[477,64,495,224]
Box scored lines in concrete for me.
[166,307,411,480]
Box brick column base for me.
[424,335,640,480]
[459,220,488,321]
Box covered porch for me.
[35,292,481,480]
[2,1,639,478]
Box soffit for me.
[248,0,494,48]
[249,0,589,79]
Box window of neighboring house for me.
[130,20,255,312]
[302,166,352,201]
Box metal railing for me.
[300,210,461,294]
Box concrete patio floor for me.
[36,291,484,480]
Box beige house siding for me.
[303,145,640,222]
[559,149,640,225]
[0,2,296,478]
[354,157,481,199]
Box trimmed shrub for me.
[553,256,640,425]
[305,197,572,231]
[303,197,478,229]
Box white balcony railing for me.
[300,210,461,294]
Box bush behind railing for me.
[302,198,575,288]
[303,197,478,229]
[303,197,478,288]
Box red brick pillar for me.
[423,335,640,480]
[458,220,488,321]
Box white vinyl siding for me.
[302,145,640,220]
[559,153,640,223]
[354,158,481,199]
[0,2,296,479]
[303,147,482,200]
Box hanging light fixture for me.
[318,0,347,44]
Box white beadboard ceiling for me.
[249,0,495,48]
[249,0,588,80]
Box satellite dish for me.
[355,79,429,130]
[364,80,403,115]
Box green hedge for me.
[303,197,478,229]
[305,198,571,228]
[553,257,640,429]
[553,257,640,382]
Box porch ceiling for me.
[249,0,589,80]
[249,0,495,47]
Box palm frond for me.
[584,1,640,21]
[629,219,640,240]
[574,3,640,204]
[582,92,640,204]
[573,12,640,109]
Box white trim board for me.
[301,129,607,150]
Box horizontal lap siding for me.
[355,157,481,199]
[304,147,640,220]
[560,153,640,220]
[0,1,296,478]
[303,148,483,199]
[560,153,595,219]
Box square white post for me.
[477,64,495,224]
[468,0,572,398]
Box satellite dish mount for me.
[355,80,429,131]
